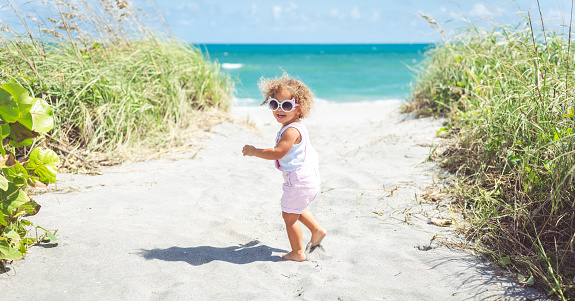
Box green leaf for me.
[499,256,511,266]
[45,232,57,242]
[21,237,36,245]
[3,229,20,240]
[9,138,34,148]
[0,83,33,122]
[0,154,16,169]
[4,161,29,186]
[0,237,22,260]
[26,98,54,133]
[0,212,6,226]
[0,174,7,191]
[0,122,9,139]
[517,274,534,286]
[25,147,59,184]
[20,199,40,217]
[0,184,29,213]
[0,87,19,123]
[7,121,39,143]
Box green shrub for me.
[0,82,58,264]
[1,0,234,169]
[410,16,574,299]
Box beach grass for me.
[0,0,233,170]
[408,13,575,299]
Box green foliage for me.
[0,82,58,263]
[0,0,234,169]
[410,17,575,299]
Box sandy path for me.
[0,102,545,300]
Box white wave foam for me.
[314,98,403,106]
[221,63,243,70]
[232,97,403,107]
[232,97,261,107]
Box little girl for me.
[242,74,327,262]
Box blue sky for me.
[146,0,575,43]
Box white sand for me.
[0,102,546,300]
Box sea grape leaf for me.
[0,184,29,213]
[0,153,16,169]
[20,199,40,217]
[0,123,9,139]
[3,162,29,186]
[7,122,38,143]
[25,147,59,184]
[0,123,9,156]
[0,83,33,122]
[45,232,57,242]
[30,98,54,132]
[21,98,53,133]
[3,229,20,240]
[0,87,19,123]
[0,237,22,260]
[0,174,7,191]
[9,138,34,148]
[21,237,37,245]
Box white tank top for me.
[274,122,319,172]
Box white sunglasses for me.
[268,97,300,112]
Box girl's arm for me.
[243,127,300,160]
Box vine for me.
[0,82,58,267]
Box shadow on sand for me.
[138,240,286,266]
[425,255,546,300]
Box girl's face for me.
[271,89,301,125]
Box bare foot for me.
[311,228,327,247]
[281,251,306,262]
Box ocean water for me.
[198,44,431,106]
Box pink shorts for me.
[281,167,320,214]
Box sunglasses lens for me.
[269,100,279,110]
[282,101,293,112]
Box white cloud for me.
[546,9,565,22]
[469,4,504,17]
[177,2,199,11]
[178,19,192,26]
[331,8,339,17]
[273,5,282,20]
[286,2,298,12]
[250,3,257,16]
[350,6,360,19]
[272,3,300,21]
[468,4,490,17]
[370,10,380,22]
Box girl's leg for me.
[298,209,327,247]
[281,212,306,261]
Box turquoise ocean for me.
[199,44,431,106]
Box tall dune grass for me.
[0,0,233,169]
[408,13,575,299]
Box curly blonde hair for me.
[258,73,314,119]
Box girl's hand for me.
[242,145,256,156]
